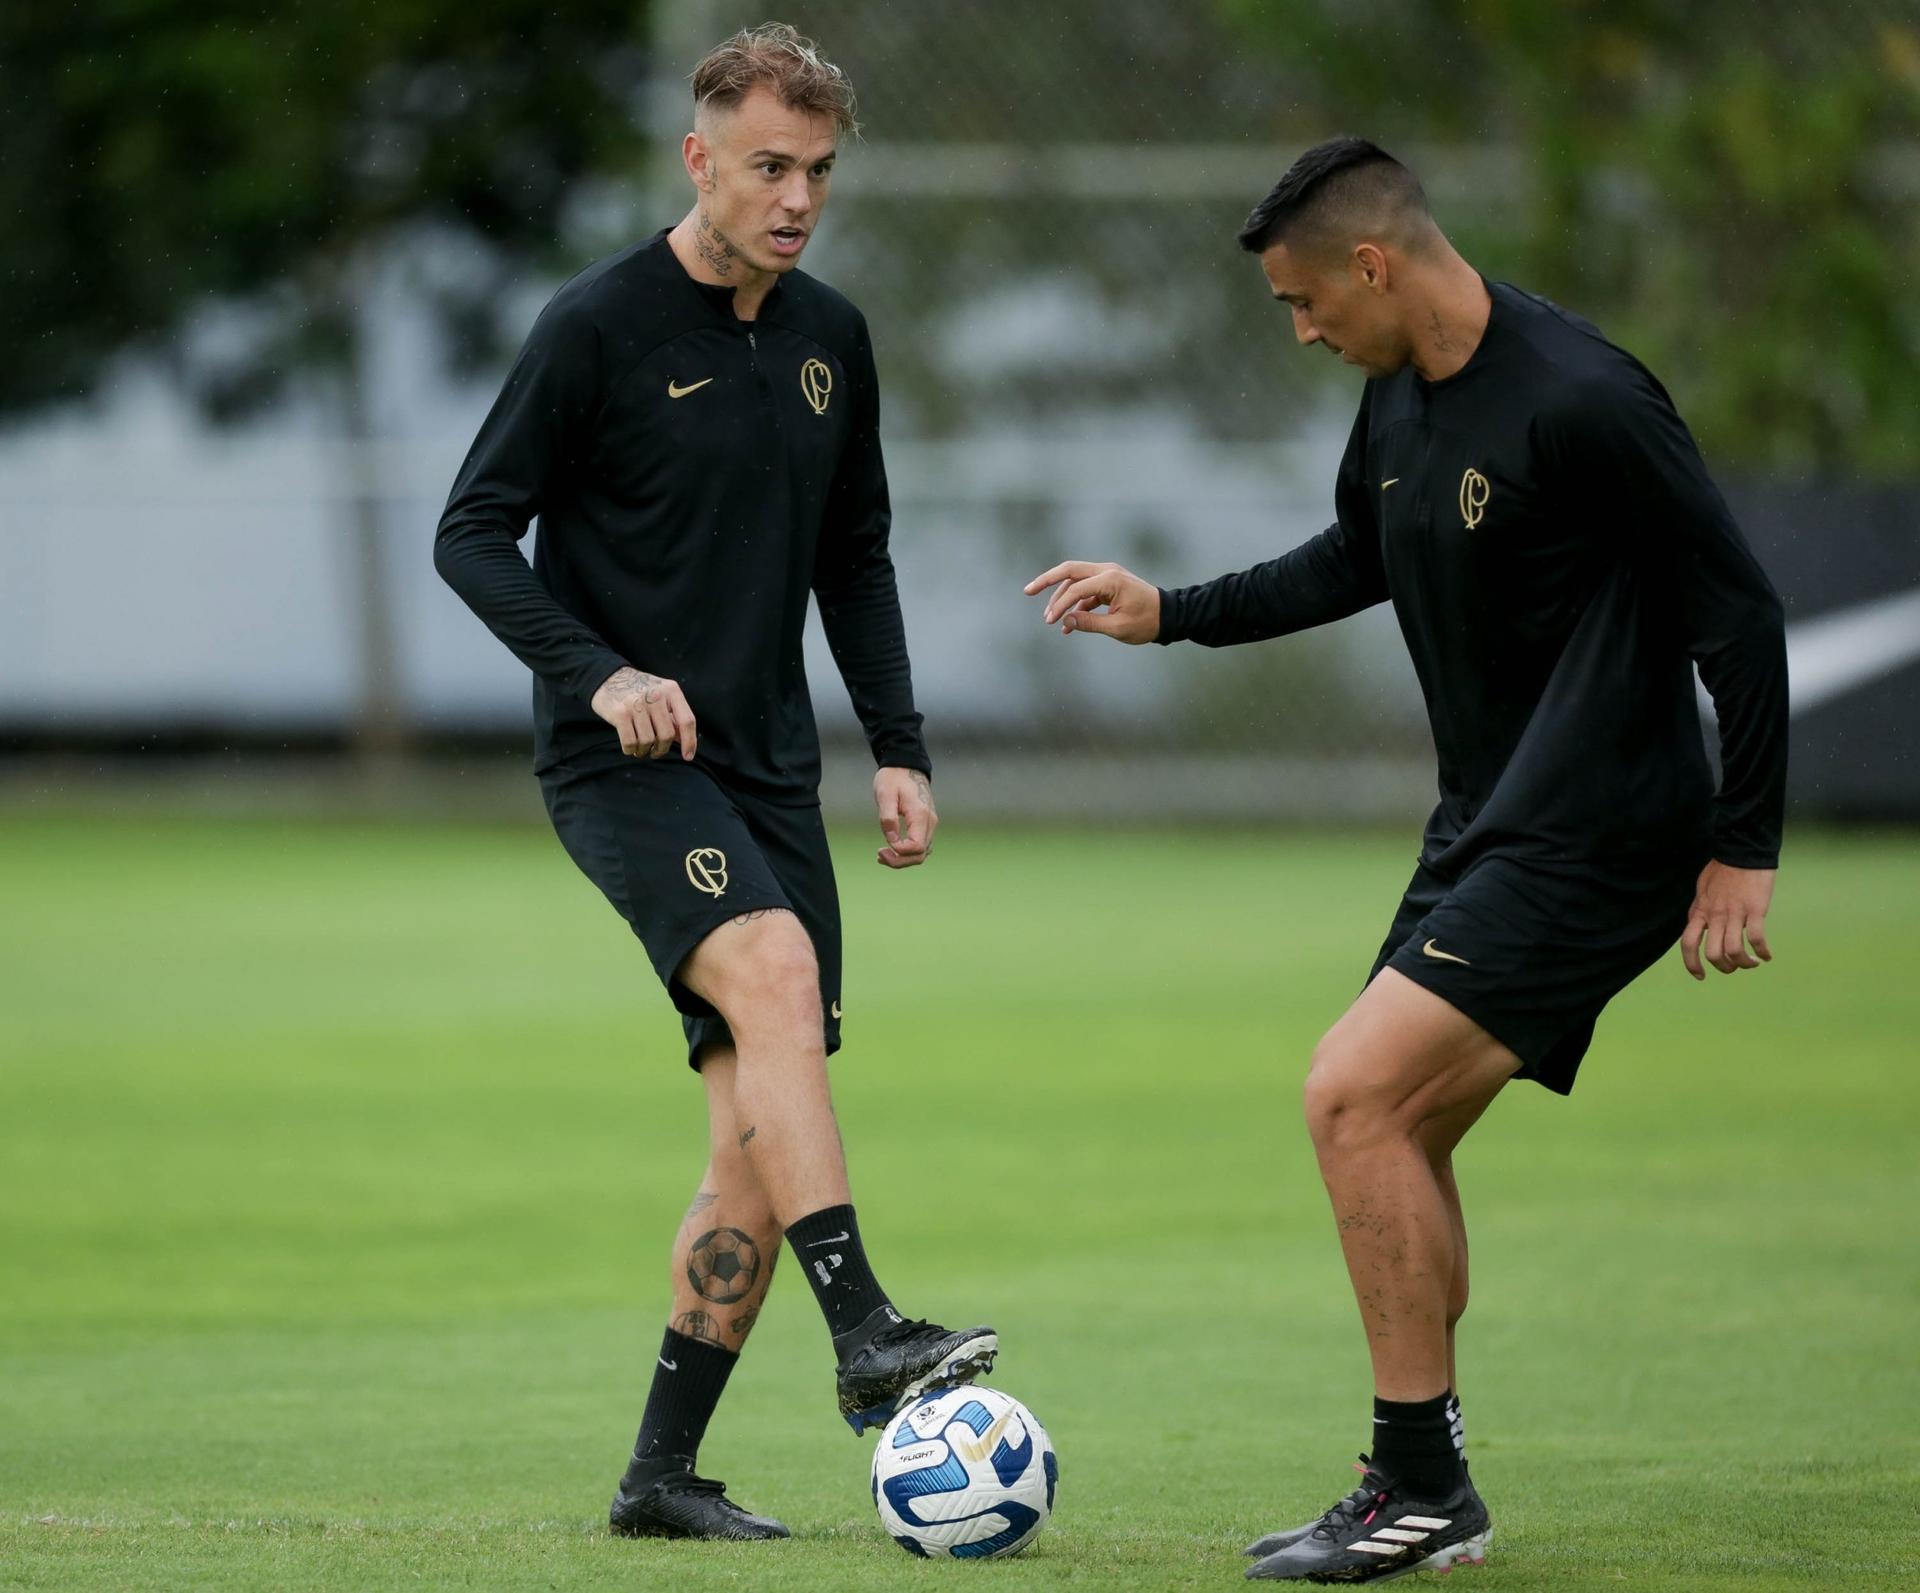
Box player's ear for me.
[1354,242,1389,293]
[683,130,715,192]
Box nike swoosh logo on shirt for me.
[1422,939,1472,966]
[667,378,713,398]
[1382,478,1399,489]
[806,1231,851,1247]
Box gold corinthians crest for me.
[685,847,728,898]
[800,358,832,415]
[1458,467,1490,529]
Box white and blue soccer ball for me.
[871,1385,1057,1559]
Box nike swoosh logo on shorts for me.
[807,1232,850,1247]
[1422,939,1472,966]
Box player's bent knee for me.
[1302,1053,1359,1152]
[1303,1027,1352,1100]
[1303,1038,1400,1154]
[702,924,820,1036]
[688,913,816,1001]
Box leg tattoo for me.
[686,1227,763,1306]
[671,1309,725,1348]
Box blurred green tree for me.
[1218,0,1920,476]
[0,1,650,752]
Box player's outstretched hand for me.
[1680,860,1776,980]
[1023,560,1161,644]
[591,666,697,760]
[874,767,937,869]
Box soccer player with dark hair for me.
[1026,136,1786,1582]
[436,23,995,1544]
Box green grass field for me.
[3,815,1916,1590]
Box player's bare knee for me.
[745,933,818,1009]
[694,913,818,1024]
[731,964,822,1048]
[1303,1049,1368,1153]
[1305,1031,1384,1143]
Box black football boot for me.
[1245,1456,1493,1565]
[1244,1458,1489,1582]
[609,1464,789,1541]
[833,1305,998,1434]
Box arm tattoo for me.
[729,1306,760,1336]
[695,211,741,277]
[686,1227,762,1304]
[737,1125,757,1150]
[671,1308,725,1346]
[685,1188,718,1219]
[729,907,794,927]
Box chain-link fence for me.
[4,0,1914,820]
[645,0,1441,777]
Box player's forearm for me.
[1698,615,1789,870]
[433,519,629,703]
[818,576,930,773]
[1666,493,1789,869]
[1156,528,1386,648]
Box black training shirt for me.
[435,230,929,797]
[1158,282,1788,874]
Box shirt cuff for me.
[1152,586,1189,645]
[870,737,932,776]
[565,648,634,706]
[1709,843,1780,871]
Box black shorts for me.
[1368,851,1700,1095]
[540,758,842,1070]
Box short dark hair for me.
[1237,137,1430,256]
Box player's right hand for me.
[591,666,697,760]
[1023,560,1161,644]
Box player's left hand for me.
[1680,860,1776,979]
[874,767,937,869]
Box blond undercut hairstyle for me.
[690,22,859,137]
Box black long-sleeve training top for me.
[435,230,929,797]
[1158,281,1788,874]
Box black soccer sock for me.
[620,1326,737,1485]
[1370,1390,1468,1498]
[786,1203,893,1340]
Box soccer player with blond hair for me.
[436,23,995,1541]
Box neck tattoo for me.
[696,210,740,277]
[1428,308,1456,354]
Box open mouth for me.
[769,226,807,256]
